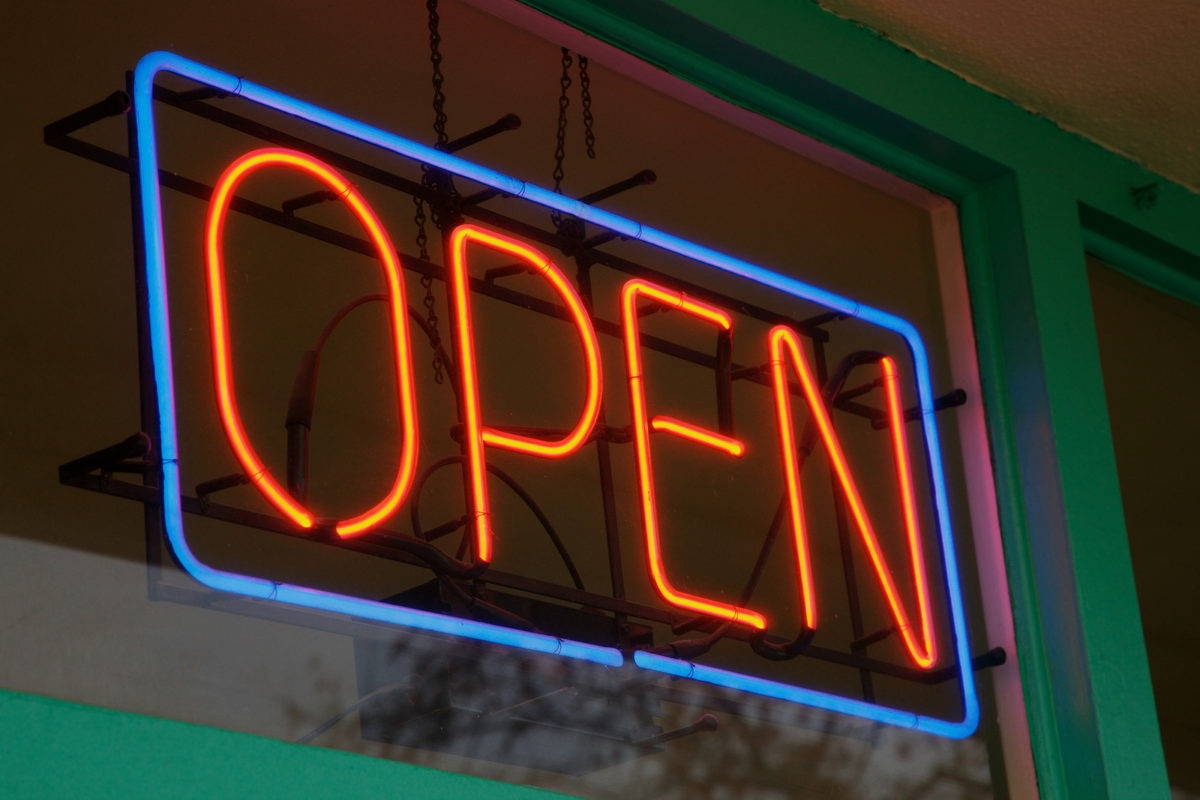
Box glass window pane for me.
[4,2,1027,796]
[1087,257,1200,798]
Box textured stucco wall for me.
[819,0,1200,191]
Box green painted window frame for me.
[6,1,1190,796]
[0,689,572,800]
[515,1,1190,798]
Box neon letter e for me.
[620,278,766,630]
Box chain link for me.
[551,48,573,227]
[552,47,572,193]
[414,0,448,384]
[427,0,448,148]
[413,196,430,262]
[412,198,442,381]
[579,55,595,160]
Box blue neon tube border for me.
[131,51,978,737]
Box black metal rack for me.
[47,66,1003,763]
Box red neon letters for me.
[204,153,939,665]
[205,148,420,537]
[769,326,937,668]
[448,224,603,563]
[621,279,766,630]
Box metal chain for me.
[423,0,460,227]
[579,55,595,159]
[414,0,447,384]
[411,196,443,381]
[551,48,572,226]
[427,0,449,148]
[413,198,430,263]
[552,47,572,192]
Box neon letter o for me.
[204,147,419,537]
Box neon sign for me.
[448,224,604,563]
[206,148,422,537]
[621,279,765,631]
[769,329,937,667]
[132,51,979,738]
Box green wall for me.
[0,689,570,799]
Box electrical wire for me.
[411,455,586,591]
